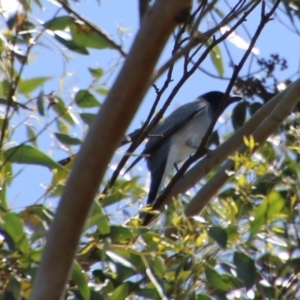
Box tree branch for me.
[29,1,192,299]
[182,77,300,221]
[139,0,150,24]
[57,0,127,57]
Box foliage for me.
[0,0,300,299]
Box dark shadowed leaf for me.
[197,295,212,300]
[232,102,247,130]
[80,113,97,125]
[208,226,227,248]
[37,90,45,116]
[233,251,256,290]
[205,267,231,291]
[249,102,262,116]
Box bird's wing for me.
[145,140,171,206]
[124,100,209,174]
[145,100,209,154]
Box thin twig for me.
[56,0,127,57]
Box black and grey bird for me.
[141,91,242,217]
[58,91,242,223]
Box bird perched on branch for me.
[58,91,242,224]
[138,91,242,224]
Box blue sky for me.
[3,0,300,210]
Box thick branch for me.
[29,1,192,299]
[184,78,300,217]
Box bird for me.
[139,91,243,219]
[58,91,242,224]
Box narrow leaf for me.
[210,45,224,76]
[26,125,37,146]
[18,77,51,94]
[37,90,45,116]
[54,34,89,55]
[106,250,136,270]
[44,16,72,30]
[232,102,247,130]
[250,191,285,236]
[4,145,62,169]
[54,132,82,145]
[71,262,90,300]
[3,213,30,255]
[70,22,114,50]
[51,97,77,125]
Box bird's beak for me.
[228,95,243,104]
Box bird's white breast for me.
[169,106,212,163]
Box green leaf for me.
[26,125,37,147]
[106,250,136,270]
[56,119,69,134]
[108,225,134,243]
[37,90,45,116]
[95,86,109,95]
[80,113,96,125]
[3,213,30,255]
[70,22,113,50]
[210,45,224,76]
[84,205,110,235]
[75,90,100,108]
[233,251,256,290]
[0,184,8,211]
[18,77,51,95]
[250,191,285,236]
[107,283,128,300]
[54,132,82,145]
[44,16,73,30]
[4,145,62,169]
[151,256,165,279]
[197,295,213,300]
[89,67,104,78]
[208,226,227,248]
[5,276,21,300]
[71,262,90,300]
[205,267,231,291]
[0,79,10,97]
[51,97,77,125]
[54,34,89,55]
